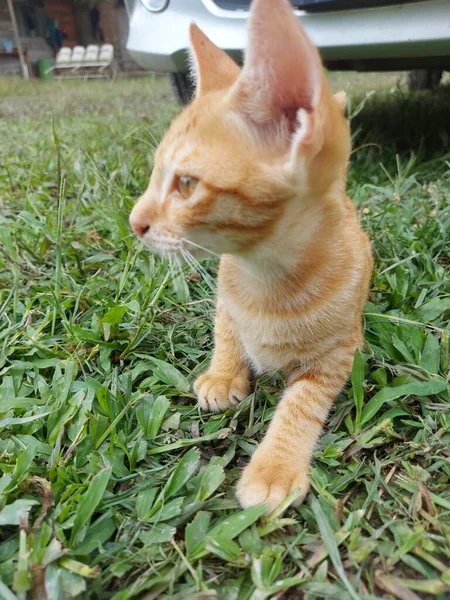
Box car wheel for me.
[169,73,195,105]
[407,69,443,91]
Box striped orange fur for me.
[130,0,373,513]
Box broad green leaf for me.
[195,463,226,502]
[391,334,415,363]
[59,361,78,403]
[372,368,388,387]
[0,500,39,526]
[410,327,423,362]
[0,397,46,411]
[0,410,52,428]
[417,297,450,322]
[311,496,359,600]
[251,546,284,589]
[185,512,211,560]
[136,488,158,520]
[102,305,127,324]
[303,582,347,597]
[44,564,63,600]
[139,524,176,545]
[361,380,447,425]
[11,445,36,486]
[48,389,86,446]
[96,387,114,419]
[351,349,365,427]
[421,333,440,374]
[0,227,18,261]
[172,271,190,304]
[70,468,112,544]
[59,570,87,598]
[89,414,109,446]
[207,504,267,541]
[162,448,200,500]
[136,395,152,432]
[42,539,65,567]
[148,497,183,523]
[205,535,241,561]
[73,513,117,554]
[147,395,170,439]
[239,527,264,555]
[147,357,190,393]
[266,576,308,596]
[30,358,61,368]
[14,435,52,457]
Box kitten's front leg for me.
[237,354,354,513]
[194,303,250,412]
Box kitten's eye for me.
[177,176,199,199]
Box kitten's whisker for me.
[181,238,220,259]
[166,253,186,283]
[180,249,197,272]
[182,249,216,292]
[181,249,199,275]
[182,248,215,288]
[173,254,185,282]
[167,255,174,283]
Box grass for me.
[0,73,450,600]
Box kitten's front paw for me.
[236,448,310,514]
[194,370,250,412]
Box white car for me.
[125,0,450,103]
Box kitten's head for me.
[130,0,350,258]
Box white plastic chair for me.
[55,47,72,67]
[51,43,117,80]
[71,46,85,68]
[45,47,71,75]
[83,44,99,65]
[98,44,114,67]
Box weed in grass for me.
[0,76,449,599]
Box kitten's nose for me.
[129,211,150,238]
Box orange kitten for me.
[130,0,373,513]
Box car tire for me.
[169,73,195,105]
[407,69,443,91]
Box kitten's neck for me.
[235,194,345,285]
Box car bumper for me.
[126,0,450,73]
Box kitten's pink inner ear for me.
[189,23,240,97]
[232,0,323,122]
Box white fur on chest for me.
[222,272,357,374]
[225,297,319,373]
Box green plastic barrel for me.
[38,58,54,80]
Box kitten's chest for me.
[225,297,315,373]
[217,257,340,373]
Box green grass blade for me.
[311,496,361,600]
[71,468,112,545]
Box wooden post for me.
[6,0,29,80]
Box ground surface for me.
[0,74,449,600]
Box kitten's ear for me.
[229,0,323,144]
[189,23,240,97]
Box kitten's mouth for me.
[141,231,183,257]
[139,231,217,262]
